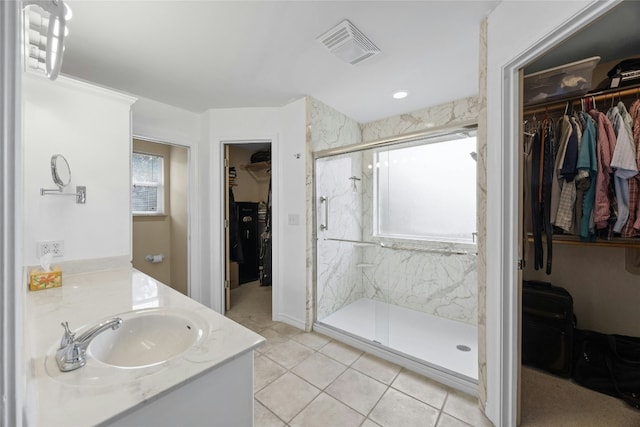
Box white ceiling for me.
[61,1,500,124]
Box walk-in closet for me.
[225,143,272,314]
[518,1,640,424]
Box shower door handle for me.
[319,196,329,231]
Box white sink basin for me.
[87,309,204,368]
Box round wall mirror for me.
[51,154,71,188]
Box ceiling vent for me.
[317,19,380,65]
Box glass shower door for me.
[314,129,479,384]
[315,150,390,346]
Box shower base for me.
[319,297,478,381]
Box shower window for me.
[374,131,477,244]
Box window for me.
[374,131,477,244]
[132,152,164,214]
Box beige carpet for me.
[521,366,640,426]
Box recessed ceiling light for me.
[392,90,408,99]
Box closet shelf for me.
[527,233,640,249]
[243,161,271,170]
[523,82,640,115]
[241,161,271,182]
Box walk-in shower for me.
[313,126,479,392]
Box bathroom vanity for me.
[25,266,265,426]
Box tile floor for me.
[225,281,492,427]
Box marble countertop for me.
[25,267,265,426]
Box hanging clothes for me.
[530,130,544,270]
[568,116,586,236]
[523,128,535,267]
[618,101,634,140]
[550,115,572,226]
[259,175,272,286]
[555,118,580,233]
[588,109,618,239]
[577,112,598,242]
[229,188,244,263]
[608,105,638,233]
[622,99,640,237]
[530,118,556,274]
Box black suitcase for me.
[522,280,575,377]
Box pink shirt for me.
[588,110,617,230]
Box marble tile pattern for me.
[477,17,488,411]
[358,144,477,324]
[308,95,480,325]
[361,246,478,325]
[361,96,480,143]
[362,97,480,325]
[307,97,363,153]
[24,267,265,426]
[306,97,363,322]
[315,152,367,319]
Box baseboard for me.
[275,313,306,331]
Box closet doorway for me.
[223,141,273,321]
[517,2,640,424]
[132,138,190,296]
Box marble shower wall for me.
[360,96,480,326]
[477,18,488,410]
[315,152,366,319]
[306,97,363,323]
[361,97,479,142]
[307,95,480,327]
[361,245,478,324]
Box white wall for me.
[485,1,618,425]
[22,74,136,266]
[279,99,308,327]
[132,97,201,146]
[204,100,307,327]
[131,96,203,302]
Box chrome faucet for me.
[56,317,123,372]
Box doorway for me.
[131,138,190,295]
[486,0,634,425]
[517,1,640,424]
[223,141,273,320]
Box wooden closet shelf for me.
[241,161,271,182]
[527,233,640,249]
[242,161,271,171]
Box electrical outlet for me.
[50,240,64,257]
[37,240,64,258]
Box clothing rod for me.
[523,84,640,115]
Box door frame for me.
[487,1,622,425]
[1,1,22,424]
[218,139,278,318]
[132,135,194,297]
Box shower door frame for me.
[312,121,479,396]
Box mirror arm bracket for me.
[40,186,86,204]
